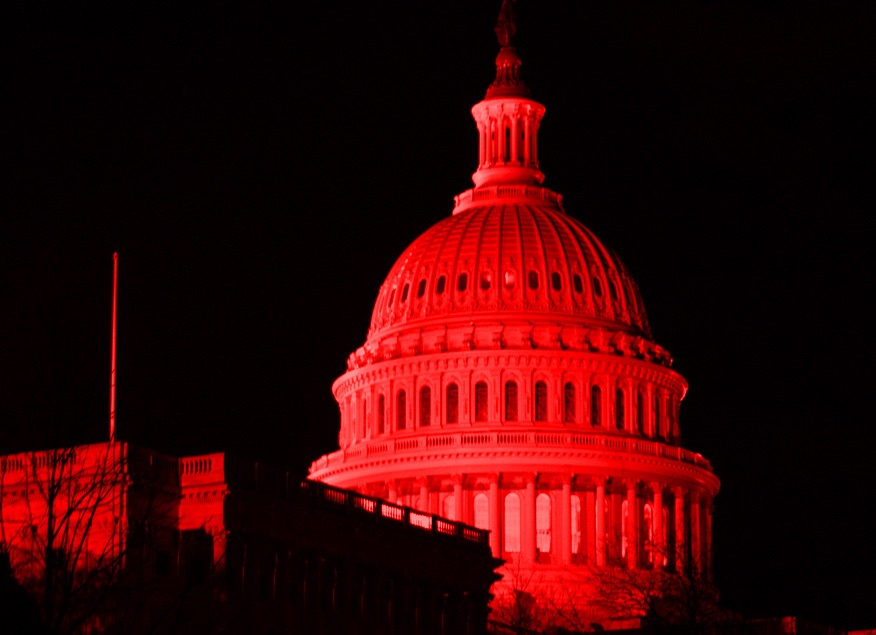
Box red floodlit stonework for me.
[309,3,720,627]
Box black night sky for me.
[2,0,874,629]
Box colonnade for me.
[375,472,713,575]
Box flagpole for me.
[110,252,118,443]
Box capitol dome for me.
[366,198,653,348]
[310,2,719,629]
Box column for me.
[498,115,506,163]
[419,479,429,512]
[595,478,606,567]
[489,476,501,558]
[625,480,638,569]
[523,115,532,165]
[705,497,714,577]
[510,113,519,164]
[453,476,463,522]
[560,477,572,565]
[489,119,497,166]
[651,482,663,568]
[585,488,597,565]
[523,474,537,564]
[690,491,702,574]
[673,487,686,571]
[477,121,486,168]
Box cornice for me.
[310,431,717,492]
[335,347,686,397]
[350,320,670,374]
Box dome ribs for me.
[533,204,575,313]
[502,203,525,309]
[366,202,657,347]
[548,208,593,315]
[448,207,481,315]
[413,215,454,321]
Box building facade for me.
[0,442,499,634]
[309,3,720,629]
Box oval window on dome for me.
[504,270,516,288]
[551,272,562,291]
[480,271,492,290]
[388,288,396,306]
[528,271,539,290]
[573,274,583,294]
[436,275,446,295]
[609,280,618,301]
[592,277,603,297]
[457,273,468,292]
[401,283,410,303]
[417,279,426,299]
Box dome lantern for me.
[470,0,546,189]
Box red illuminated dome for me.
[310,2,719,629]
[367,199,654,349]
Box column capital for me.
[672,485,685,499]
[650,481,663,495]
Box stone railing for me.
[298,479,490,548]
[452,184,563,215]
[310,430,712,474]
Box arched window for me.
[504,493,520,553]
[593,277,603,297]
[457,272,468,292]
[571,495,582,555]
[505,381,518,422]
[616,388,625,430]
[528,271,539,290]
[378,395,385,434]
[654,392,661,438]
[474,493,489,530]
[419,386,431,427]
[535,381,548,422]
[637,391,645,434]
[396,390,406,431]
[445,383,459,424]
[436,275,446,295]
[417,279,426,298]
[551,272,562,291]
[475,381,488,423]
[564,382,576,423]
[591,385,602,426]
[401,283,410,303]
[536,493,552,554]
[443,495,455,521]
[573,274,583,294]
